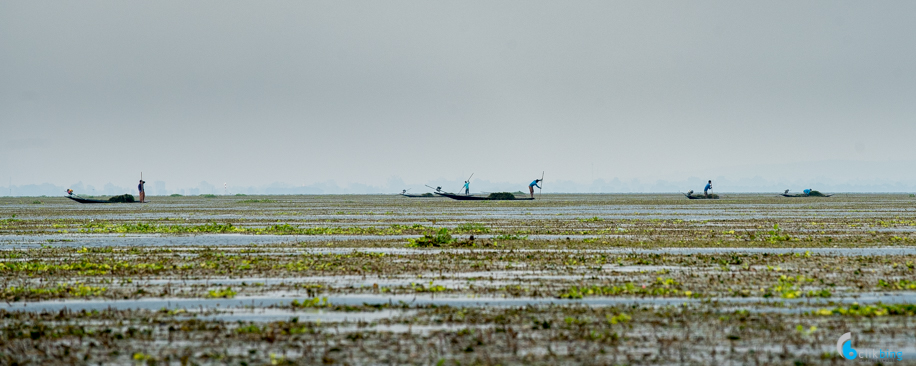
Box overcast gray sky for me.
[2,1,915,194]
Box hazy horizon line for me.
[3,176,914,197]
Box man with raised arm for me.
[529,179,542,199]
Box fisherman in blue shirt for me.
[703,180,712,197]
[803,189,811,196]
[529,179,542,198]
[463,181,470,195]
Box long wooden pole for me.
[460,173,473,194]
[540,171,544,198]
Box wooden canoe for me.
[684,193,719,199]
[400,193,437,198]
[434,192,534,201]
[66,196,143,204]
[66,196,112,204]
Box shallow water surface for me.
[7,291,916,313]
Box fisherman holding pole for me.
[461,173,473,195]
[704,180,712,198]
[138,179,146,203]
[529,179,542,199]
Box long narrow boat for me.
[435,192,534,201]
[400,193,437,198]
[684,193,719,199]
[781,190,832,197]
[66,196,113,204]
[66,196,143,204]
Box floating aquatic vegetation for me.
[455,223,490,233]
[1,282,107,301]
[107,194,136,203]
[290,297,331,308]
[559,277,692,299]
[763,275,830,299]
[411,281,448,293]
[407,228,454,247]
[877,279,916,290]
[815,303,916,317]
[77,222,435,235]
[767,223,793,242]
[2,193,916,365]
[486,192,517,200]
[207,287,237,298]
[494,234,527,240]
[578,216,603,222]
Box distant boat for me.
[400,193,437,198]
[435,192,534,201]
[684,190,719,199]
[781,189,832,197]
[66,196,111,204]
[66,194,142,204]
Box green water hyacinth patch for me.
[1,283,107,301]
[2,194,916,365]
[407,228,455,247]
[559,277,695,299]
[813,303,916,317]
[206,287,237,298]
[79,222,436,235]
[877,278,916,290]
[290,297,331,308]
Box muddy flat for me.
[1,194,914,364]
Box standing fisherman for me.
[138,179,146,203]
[463,181,470,195]
[703,180,712,197]
[529,179,542,199]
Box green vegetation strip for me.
[79,222,435,235]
